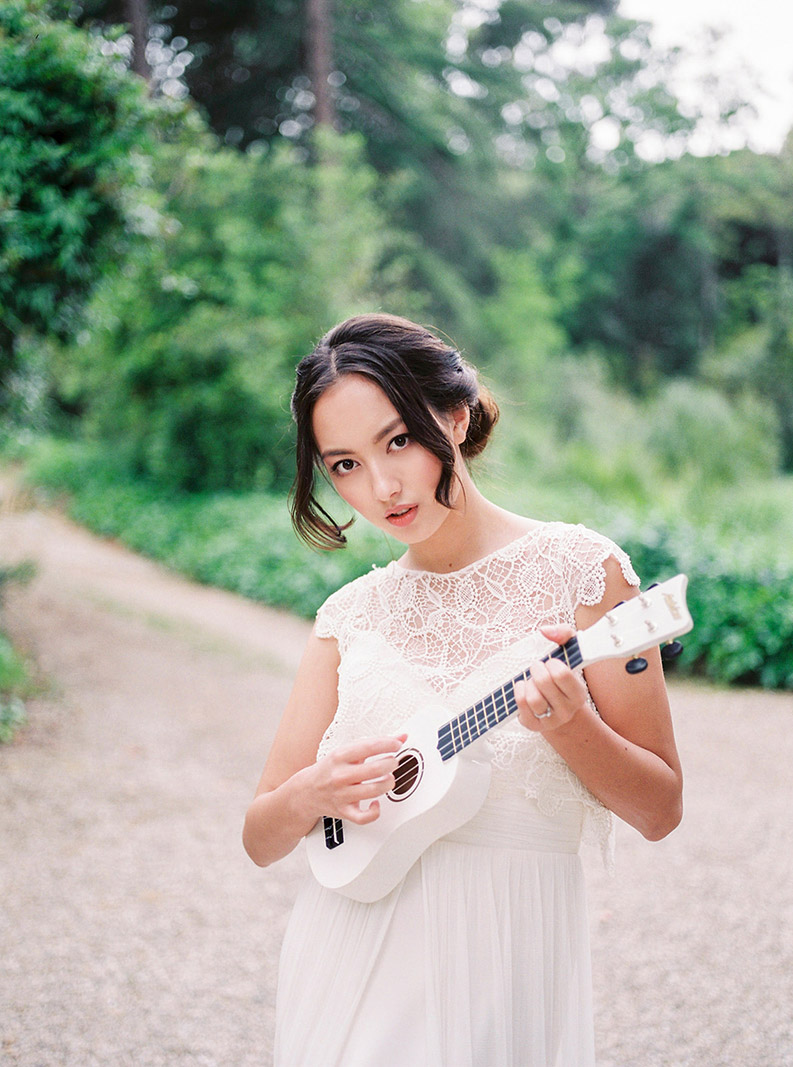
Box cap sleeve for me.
[312,566,383,646]
[314,587,345,641]
[564,525,640,610]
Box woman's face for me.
[311,374,466,546]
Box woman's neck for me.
[398,478,539,574]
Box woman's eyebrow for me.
[320,418,404,460]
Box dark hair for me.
[289,313,499,550]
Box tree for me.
[305,0,335,128]
[0,0,154,405]
[547,161,718,387]
[53,127,424,491]
[124,0,150,79]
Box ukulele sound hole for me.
[387,749,424,802]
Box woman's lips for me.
[386,505,418,527]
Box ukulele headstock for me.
[576,574,693,672]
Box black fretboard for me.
[435,637,582,762]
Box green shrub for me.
[0,567,34,743]
[645,380,779,485]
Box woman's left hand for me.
[514,624,590,733]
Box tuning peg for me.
[625,657,648,675]
[661,640,683,662]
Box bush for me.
[0,564,34,742]
[645,380,779,486]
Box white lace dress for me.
[274,522,639,1067]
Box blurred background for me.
[1,0,792,710]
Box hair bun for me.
[462,385,499,459]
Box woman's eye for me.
[331,458,357,475]
[390,434,409,450]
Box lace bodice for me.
[314,522,639,857]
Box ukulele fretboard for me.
[435,637,582,762]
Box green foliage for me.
[0,0,154,390]
[545,162,718,387]
[0,631,28,736]
[644,380,779,486]
[0,564,34,743]
[61,0,708,336]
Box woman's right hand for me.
[302,734,407,825]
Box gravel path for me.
[1,481,791,1067]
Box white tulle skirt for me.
[274,796,595,1067]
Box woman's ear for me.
[451,404,471,444]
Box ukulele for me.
[306,574,693,902]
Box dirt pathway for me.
[1,481,792,1066]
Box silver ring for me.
[534,706,553,720]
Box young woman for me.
[243,313,683,1066]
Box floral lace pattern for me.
[314,522,639,860]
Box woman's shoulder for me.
[522,520,640,606]
[313,563,394,640]
[512,516,640,610]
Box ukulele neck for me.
[435,637,582,762]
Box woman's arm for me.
[514,556,683,841]
[243,629,405,867]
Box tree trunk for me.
[305,0,336,129]
[125,0,151,82]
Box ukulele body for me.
[306,707,493,903]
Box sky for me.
[619,0,793,154]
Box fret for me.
[547,637,582,670]
[481,692,495,727]
[499,691,509,721]
[465,705,480,742]
[496,685,512,722]
[451,716,463,753]
[460,708,472,747]
[475,700,488,736]
[502,681,518,716]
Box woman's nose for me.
[371,465,400,501]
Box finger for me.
[357,770,397,798]
[542,655,589,704]
[526,658,555,701]
[540,623,576,644]
[339,735,407,765]
[344,798,381,824]
[329,758,397,797]
[357,754,400,787]
[514,678,550,731]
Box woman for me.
[243,313,683,1066]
